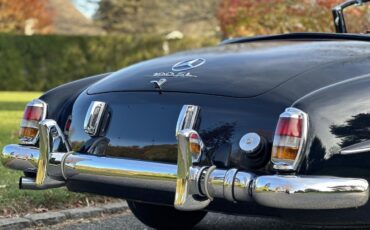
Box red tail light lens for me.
[23,106,44,121]
[271,107,308,171]
[64,115,72,136]
[19,99,47,145]
[275,117,302,137]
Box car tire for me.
[127,200,207,229]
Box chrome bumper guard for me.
[1,120,369,211]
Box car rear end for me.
[2,40,370,225]
[2,88,368,213]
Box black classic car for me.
[3,0,370,228]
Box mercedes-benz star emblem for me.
[172,58,206,72]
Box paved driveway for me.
[48,211,311,230]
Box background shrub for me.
[0,35,217,91]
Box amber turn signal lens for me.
[189,133,201,154]
[188,132,203,163]
[272,146,298,161]
[190,142,201,154]
[19,127,38,139]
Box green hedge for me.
[0,35,218,91]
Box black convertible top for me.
[222,32,370,45]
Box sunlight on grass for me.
[0,92,40,154]
[0,92,41,102]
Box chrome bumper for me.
[1,120,369,211]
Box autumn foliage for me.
[217,0,369,37]
[0,0,53,34]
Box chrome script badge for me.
[152,72,197,78]
[151,58,205,78]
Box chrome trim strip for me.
[224,169,238,202]
[253,175,369,209]
[272,107,309,171]
[1,144,39,171]
[1,144,68,179]
[340,140,370,155]
[233,171,254,202]
[64,153,178,192]
[175,105,200,137]
[202,168,226,199]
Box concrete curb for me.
[0,201,128,229]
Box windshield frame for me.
[333,0,370,33]
[222,32,370,45]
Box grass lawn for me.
[0,92,112,216]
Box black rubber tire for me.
[127,200,207,229]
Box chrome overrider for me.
[1,119,369,210]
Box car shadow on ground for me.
[194,213,312,230]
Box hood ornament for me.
[172,58,206,72]
[150,78,167,89]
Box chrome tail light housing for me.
[19,99,48,145]
[271,107,308,171]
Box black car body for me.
[3,0,370,228]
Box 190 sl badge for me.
[152,72,197,78]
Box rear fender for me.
[39,73,111,125]
[293,74,370,177]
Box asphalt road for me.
[44,211,312,230]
